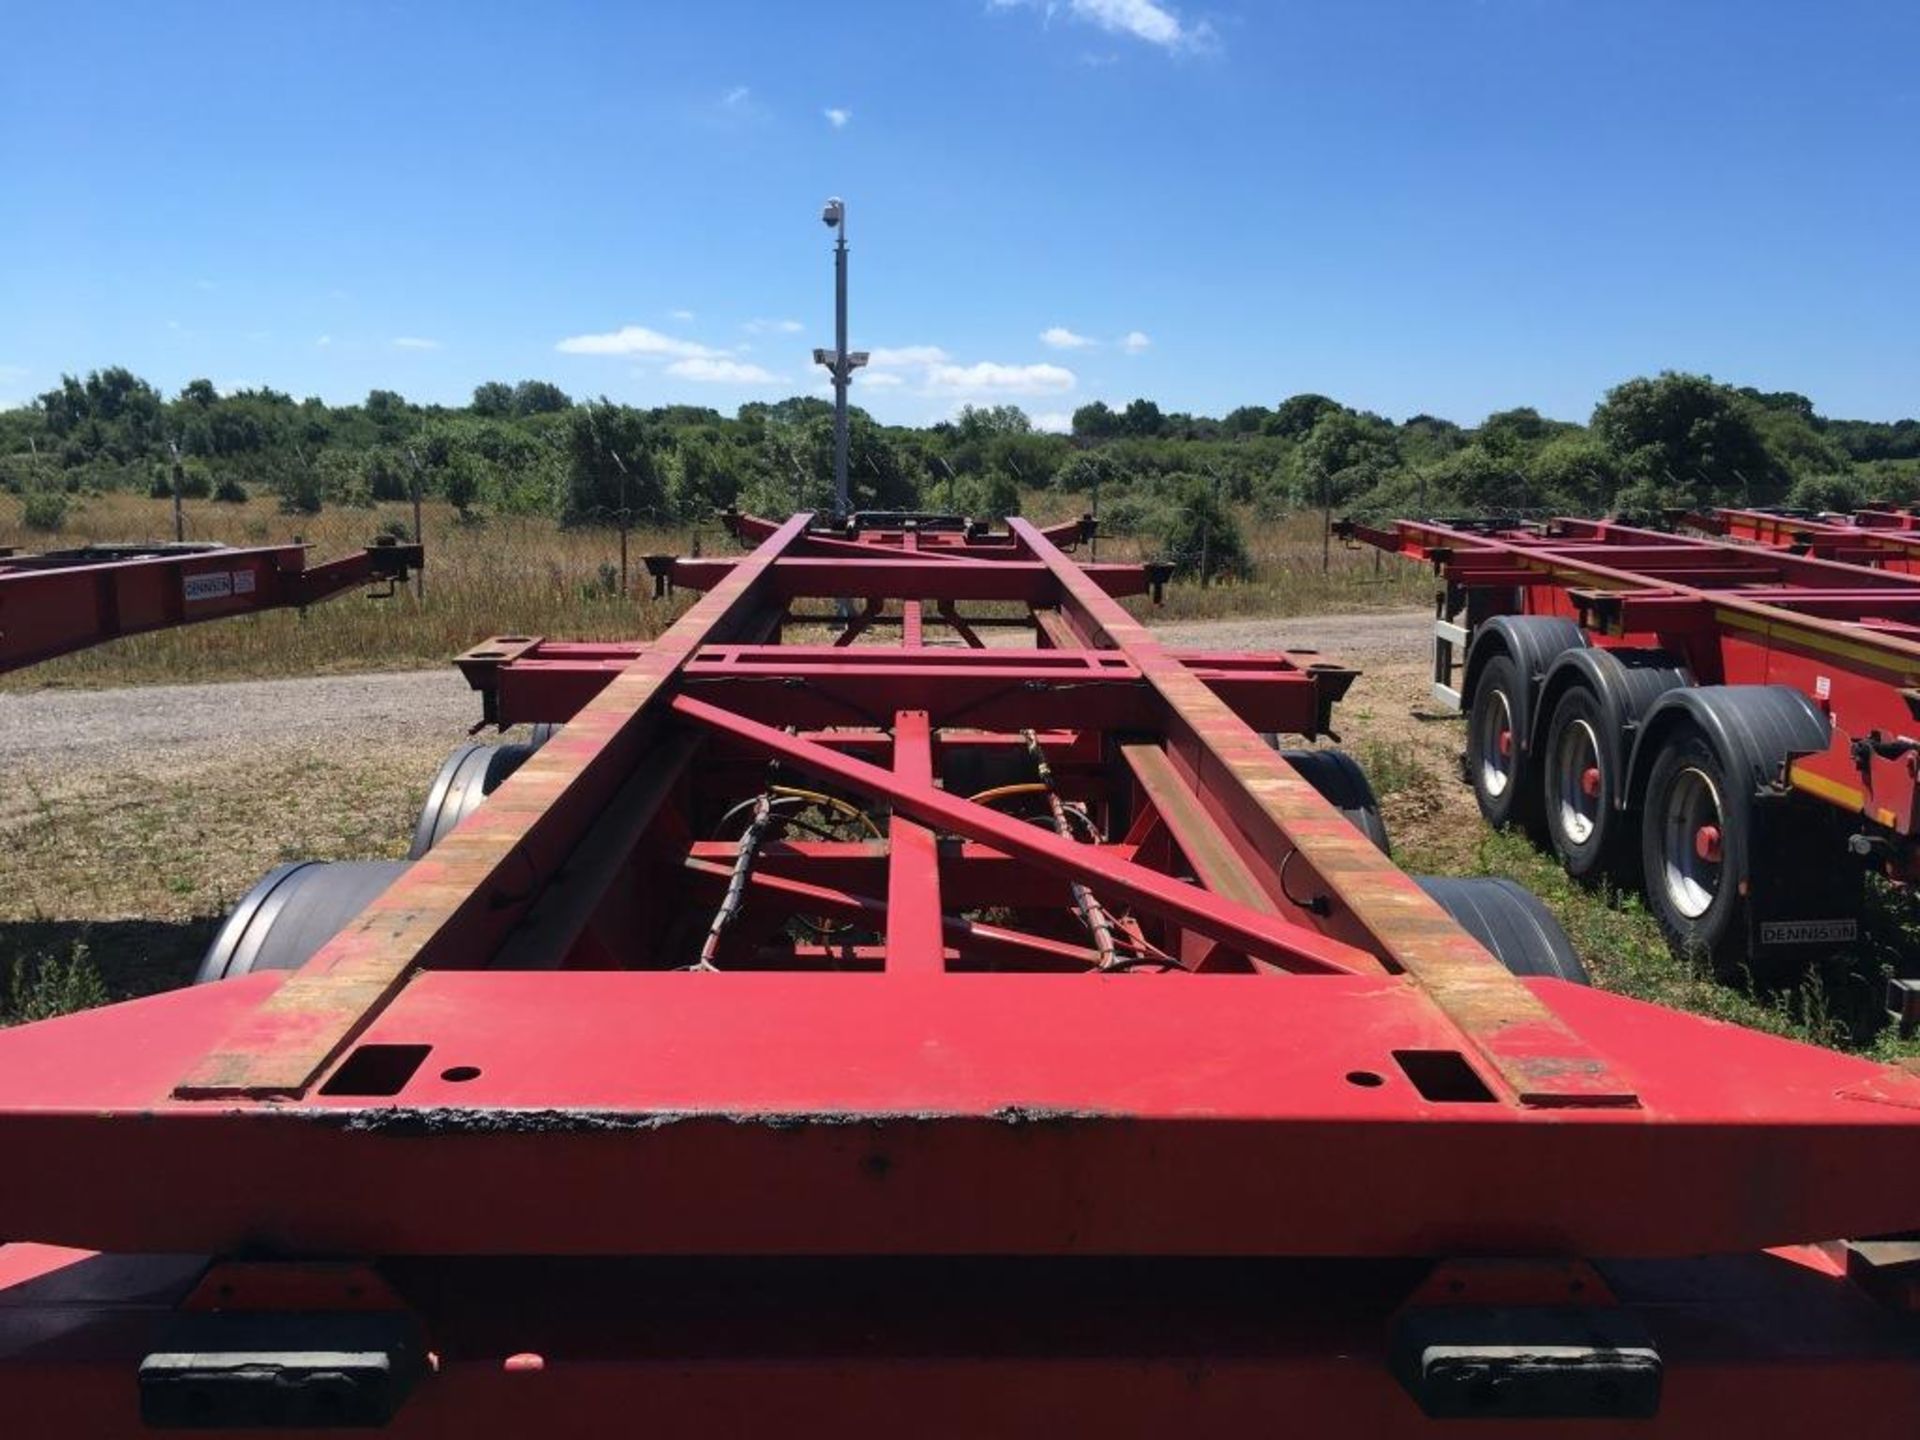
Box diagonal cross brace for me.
[668,694,1374,975]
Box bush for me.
[145,465,212,500]
[276,469,325,515]
[1784,472,1865,514]
[4,944,108,1025]
[21,490,68,531]
[213,476,249,503]
[1156,478,1250,581]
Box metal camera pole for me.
[813,197,868,522]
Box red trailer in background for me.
[1688,503,1920,576]
[1338,511,1920,983]
[0,536,422,674]
[7,512,1920,1434]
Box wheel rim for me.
[1551,717,1603,847]
[1473,687,1515,799]
[1659,766,1724,920]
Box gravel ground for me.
[0,668,477,772]
[0,609,1433,775]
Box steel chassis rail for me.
[8,512,1920,1432]
[0,537,423,674]
[1689,504,1920,575]
[1340,513,1920,858]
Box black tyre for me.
[1540,682,1624,883]
[1276,747,1390,854]
[1415,874,1590,985]
[1466,654,1534,831]
[409,741,538,859]
[196,859,409,983]
[526,722,562,749]
[1639,726,1746,978]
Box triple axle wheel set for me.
[1463,614,1853,982]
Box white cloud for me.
[824,107,851,128]
[669,308,696,322]
[856,370,905,388]
[925,361,1076,395]
[556,325,723,359]
[194,278,217,291]
[315,335,332,348]
[723,85,751,108]
[1121,330,1151,354]
[1032,411,1074,433]
[744,317,805,335]
[392,336,441,351]
[990,0,1212,53]
[867,344,950,368]
[667,356,780,384]
[1040,325,1095,350]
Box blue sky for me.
[3,0,1915,428]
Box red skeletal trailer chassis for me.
[1689,503,1920,576]
[1338,510,1920,981]
[7,512,1920,1434]
[0,536,423,674]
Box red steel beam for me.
[669,693,1375,976]
[886,710,944,974]
[1010,517,1639,1108]
[0,539,420,674]
[174,512,813,1098]
[668,555,1151,602]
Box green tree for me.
[1121,398,1165,437]
[1071,400,1122,439]
[1157,475,1250,581]
[1267,393,1345,440]
[1591,372,1783,507]
[1293,409,1400,508]
[563,404,664,526]
[1528,435,1620,512]
[512,380,572,416]
[471,381,514,417]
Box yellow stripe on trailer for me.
[1788,765,1866,813]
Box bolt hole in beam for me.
[440,1066,482,1083]
[1392,1049,1497,1104]
[317,1044,433,1098]
[1345,1070,1385,1088]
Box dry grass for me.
[1,492,713,688]
[3,491,1427,687]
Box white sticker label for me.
[1814,675,1831,700]
[233,569,257,595]
[1759,918,1857,946]
[182,572,235,603]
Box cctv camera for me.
[821,197,844,227]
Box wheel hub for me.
[1580,765,1601,799]
[1694,824,1722,864]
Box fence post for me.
[168,440,185,543]
[406,447,425,599]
